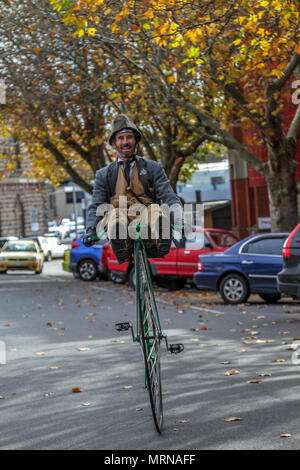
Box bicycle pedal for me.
[169,343,184,354]
[115,322,131,332]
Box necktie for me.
[124,161,131,185]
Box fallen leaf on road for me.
[271,359,286,363]
[220,361,231,365]
[82,402,91,406]
[286,345,298,351]
[280,433,291,438]
[201,326,208,330]
[177,419,190,423]
[256,339,274,343]
[77,347,90,351]
[49,366,61,370]
[259,373,272,377]
[0,395,4,399]
[4,324,11,327]
[35,351,45,356]
[224,369,239,376]
[224,417,242,422]
[248,379,263,384]
[72,387,83,393]
[122,385,133,390]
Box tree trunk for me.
[265,144,298,232]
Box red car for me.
[100,228,239,290]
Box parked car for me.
[62,248,71,273]
[0,240,44,274]
[63,236,108,281]
[193,232,289,304]
[24,236,68,261]
[0,236,18,250]
[100,228,239,290]
[277,222,300,299]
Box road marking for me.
[157,297,224,315]
[89,285,114,293]
[0,286,25,290]
[0,276,72,284]
[189,305,224,316]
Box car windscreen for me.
[207,231,238,247]
[2,242,37,252]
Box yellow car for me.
[0,240,44,274]
[62,248,71,272]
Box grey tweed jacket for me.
[86,156,182,231]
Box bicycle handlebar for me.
[86,224,183,245]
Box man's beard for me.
[116,144,136,159]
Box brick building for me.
[0,139,49,237]
[229,100,300,239]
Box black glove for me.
[83,227,97,247]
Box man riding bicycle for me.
[83,114,183,263]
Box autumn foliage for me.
[0,0,299,229]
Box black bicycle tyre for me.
[135,240,163,433]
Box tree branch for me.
[42,138,93,193]
[171,97,267,176]
[271,52,300,91]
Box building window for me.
[65,191,83,204]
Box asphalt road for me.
[1,260,300,450]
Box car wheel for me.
[259,293,281,303]
[220,273,250,305]
[78,259,98,281]
[128,266,135,289]
[109,271,126,284]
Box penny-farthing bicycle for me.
[90,223,184,434]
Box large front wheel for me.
[135,241,163,433]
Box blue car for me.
[69,236,108,281]
[194,232,289,304]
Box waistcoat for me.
[110,163,153,209]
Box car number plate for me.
[13,262,22,267]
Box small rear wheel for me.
[220,273,249,305]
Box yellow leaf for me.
[87,28,97,36]
[233,38,242,46]
[167,75,176,84]
[111,22,118,33]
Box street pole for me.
[72,181,78,238]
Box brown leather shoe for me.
[156,215,171,257]
[110,222,130,263]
